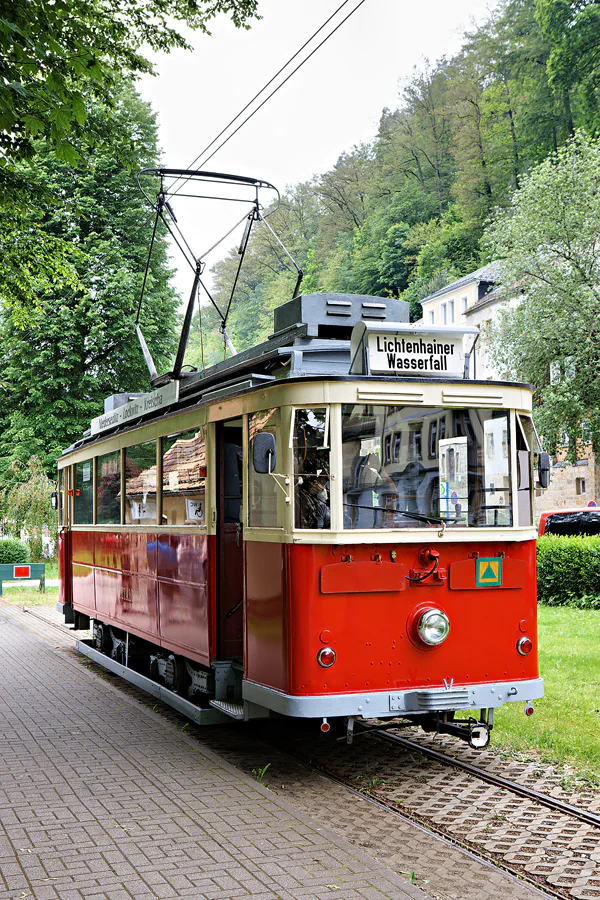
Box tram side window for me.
[293,408,330,530]
[249,409,280,528]
[97,451,121,524]
[341,405,512,529]
[162,428,206,526]
[125,441,158,525]
[74,461,93,524]
[58,469,65,526]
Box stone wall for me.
[534,452,598,520]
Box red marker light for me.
[517,636,533,656]
[317,647,336,668]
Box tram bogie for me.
[57,292,544,745]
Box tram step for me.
[209,699,245,720]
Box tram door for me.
[216,420,245,661]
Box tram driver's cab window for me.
[293,408,331,530]
[249,409,280,528]
[341,404,513,529]
[162,428,206,526]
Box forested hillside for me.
[188,0,600,367]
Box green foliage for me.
[0,539,30,566]
[191,0,600,355]
[537,535,600,608]
[0,87,179,478]
[485,131,600,457]
[0,0,259,164]
[1,458,57,561]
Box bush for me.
[0,538,31,565]
[537,535,600,609]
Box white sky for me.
[138,0,494,300]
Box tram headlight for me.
[417,608,450,646]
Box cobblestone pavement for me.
[0,610,426,900]
[0,601,551,900]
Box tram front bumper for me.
[242,677,544,719]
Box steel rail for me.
[360,725,600,830]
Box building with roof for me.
[419,263,599,511]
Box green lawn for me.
[2,585,58,606]
[493,606,600,783]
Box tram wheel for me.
[94,621,112,657]
[163,654,186,694]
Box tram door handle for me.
[236,521,243,548]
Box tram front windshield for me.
[341,405,512,529]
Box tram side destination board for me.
[90,380,179,436]
[350,321,479,379]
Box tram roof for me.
[60,293,532,456]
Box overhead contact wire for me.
[170,0,369,196]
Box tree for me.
[0,87,179,477]
[484,131,600,457]
[0,0,259,164]
[1,458,57,560]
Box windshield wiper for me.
[344,503,464,526]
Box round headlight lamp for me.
[417,608,450,646]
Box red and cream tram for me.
[57,293,545,747]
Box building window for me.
[448,300,455,323]
[461,296,468,314]
[576,477,586,495]
[384,434,392,464]
[441,303,447,325]
[97,451,121,525]
[428,310,435,325]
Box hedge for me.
[0,538,31,566]
[537,534,600,609]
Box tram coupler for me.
[424,715,491,749]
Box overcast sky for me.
[138,0,494,299]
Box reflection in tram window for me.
[97,451,121,524]
[341,405,512,529]
[293,408,331,530]
[125,441,157,525]
[249,409,280,527]
[162,428,206,526]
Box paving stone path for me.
[0,613,424,900]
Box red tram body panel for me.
[57,292,544,744]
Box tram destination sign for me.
[369,332,465,376]
[350,321,479,378]
[90,381,179,436]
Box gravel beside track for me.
[4,599,599,900]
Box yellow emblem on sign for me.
[476,558,503,587]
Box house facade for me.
[419,265,599,514]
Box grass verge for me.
[493,606,600,783]
[2,586,58,606]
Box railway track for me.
[358,722,600,830]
